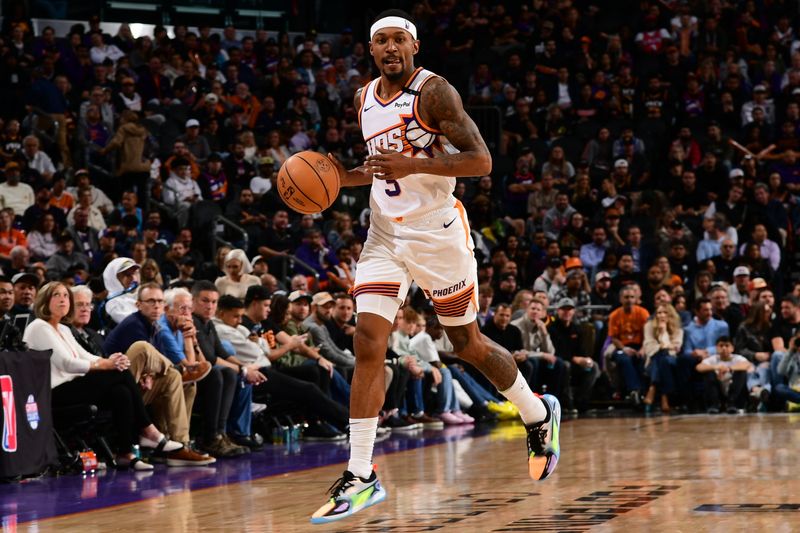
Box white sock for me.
[499,371,548,425]
[347,417,378,479]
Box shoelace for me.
[527,425,548,454]
[327,473,355,497]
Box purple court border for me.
[0,424,490,526]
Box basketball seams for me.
[283,165,323,212]
[295,154,331,206]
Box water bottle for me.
[131,444,141,460]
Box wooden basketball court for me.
[8,414,799,532]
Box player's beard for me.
[383,67,405,82]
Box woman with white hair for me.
[214,249,260,299]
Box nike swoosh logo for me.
[363,105,375,112]
[443,217,457,228]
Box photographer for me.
[772,335,800,408]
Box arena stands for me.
[3,0,800,470]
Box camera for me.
[0,315,29,351]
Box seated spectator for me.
[21,135,55,183]
[607,285,650,402]
[642,303,684,414]
[45,232,90,281]
[410,315,474,425]
[22,185,67,233]
[710,284,742,334]
[303,291,355,369]
[552,269,592,324]
[66,208,101,264]
[163,157,203,228]
[734,302,774,406]
[533,257,565,300]
[140,259,164,287]
[102,257,141,325]
[0,276,13,319]
[712,239,739,283]
[10,272,38,316]
[169,257,195,287]
[481,303,534,390]
[67,188,107,231]
[213,294,349,438]
[324,292,356,353]
[49,175,74,215]
[739,223,780,273]
[696,336,753,414]
[0,162,35,217]
[4,246,31,276]
[768,296,800,397]
[740,242,774,282]
[66,169,113,215]
[579,226,609,278]
[177,119,211,164]
[192,283,266,450]
[390,307,443,429]
[27,212,58,262]
[548,297,600,413]
[511,299,568,401]
[69,285,213,466]
[23,281,183,470]
[772,340,800,409]
[198,153,230,205]
[215,248,261,299]
[0,208,27,265]
[294,228,337,282]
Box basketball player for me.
[311,10,561,524]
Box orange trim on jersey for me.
[455,200,479,310]
[373,67,423,106]
[357,80,371,129]
[413,75,444,134]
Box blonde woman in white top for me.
[23,282,182,470]
[642,303,684,414]
[214,249,260,299]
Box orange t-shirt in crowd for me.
[0,227,27,256]
[50,192,75,214]
[608,305,650,346]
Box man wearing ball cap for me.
[310,8,561,526]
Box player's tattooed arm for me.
[365,77,492,180]
[327,87,373,187]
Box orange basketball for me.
[277,151,341,214]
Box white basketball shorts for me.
[352,200,478,327]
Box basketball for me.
[277,151,341,214]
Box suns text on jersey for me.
[366,126,406,156]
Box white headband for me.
[370,16,417,40]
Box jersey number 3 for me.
[384,180,401,197]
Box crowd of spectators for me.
[3,0,800,468]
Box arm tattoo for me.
[418,77,492,176]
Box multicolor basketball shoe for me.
[526,393,561,480]
[310,469,387,524]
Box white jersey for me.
[359,67,460,221]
